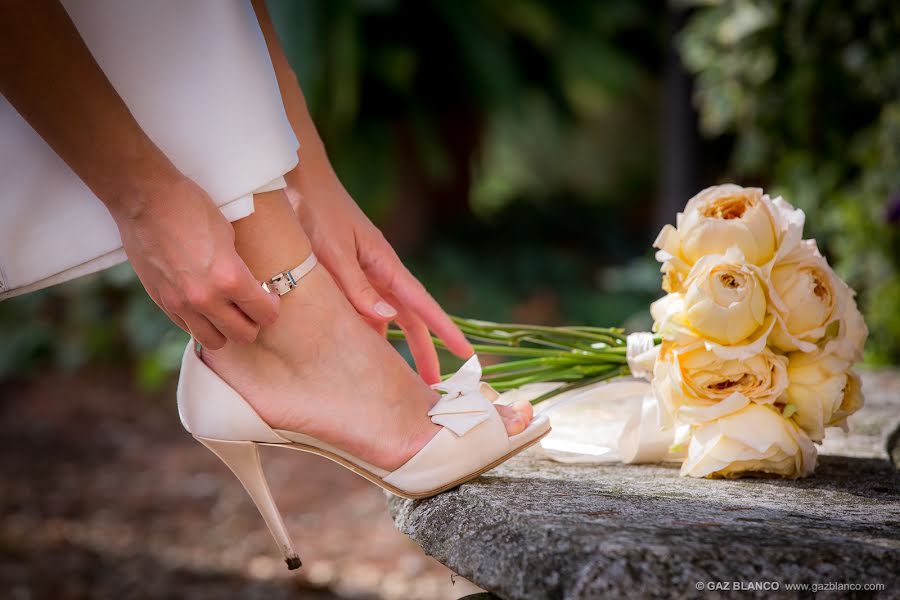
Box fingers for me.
[164,310,190,334]
[182,312,227,350]
[195,259,278,345]
[227,262,280,328]
[157,258,280,347]
[206,303,262,345]
[162,300,254,350]
[331,257,398,323]
[393,298,442,384]
[156,293,191,335]
[388,267,473,358]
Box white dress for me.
[0,0,299,300]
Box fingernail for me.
[374,301,397,318]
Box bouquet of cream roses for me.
[650,184,866,478]
[391,185,867,479]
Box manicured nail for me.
[374,301,398,318]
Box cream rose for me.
[679,185,778,264]
[681,247,768,346]
[830,371,864,431]
[826,280,868,363]
[785,350,864,442]
[680,403,817,479]
[654,185,806,293]
[654,185,778,292]
[653,342,788,425]
[769,241,843,352]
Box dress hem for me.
[0,172,294,301]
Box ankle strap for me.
[261,253,318,296]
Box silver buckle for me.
[262,271,296,296]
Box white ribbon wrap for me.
[617,392,687,464]
[626,331,658,380]
[521,332,686,465]
[429,355,494,436]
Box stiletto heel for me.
[195,436,302,570]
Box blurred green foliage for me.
[0,0,897,388]
[678,0,900,362]
[0,264,190,389]
[267,0,661,218]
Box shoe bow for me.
[428,355,498,436]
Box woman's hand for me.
[0,1,277,348]
[287,173,472,384]
[114,177,279,349]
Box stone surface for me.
[819,367,900,462]
[390,368,900,599]
[0,368,475,599]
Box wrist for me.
[286,151,344,201]
[102,156,187,223]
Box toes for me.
[497,405,525,436]
[496,401,534,436]
[512,400,534,424]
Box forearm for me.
[0,0,183,220]
[251,0,336,189]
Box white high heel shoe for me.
[176,254,551,570]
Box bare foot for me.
[201,263,533,471]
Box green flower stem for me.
[457,321,620,348]
[388,329,577,359]
[527,366,631,404]
[521,331,621,347]
[450,316,624,345]
[490,373,581,390]
[456,331,520,346]
[536,334,619,349]
[519,336,588,352]
[452,322,520,344]
[387,330,629,361]
[447,360,576,382]
[487,367,582,388]
[488,364,620,388]
[561,326,627,339]
[389,318,658,406]
[486,363,607,383]
[443,321,611,351]
[588,345,628,354]
[472,344,608,361]
[479,357,590,374]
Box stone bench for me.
[390,369,900,599]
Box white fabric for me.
[535,332,686,465]
[0,248,129,302]
[0,1,299,300]
[428,356,495,435]
[0,175,288,301]
[535,379,648,463]
[618,391,687,464]
[219,176,287,222]
[626,332,657,380]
